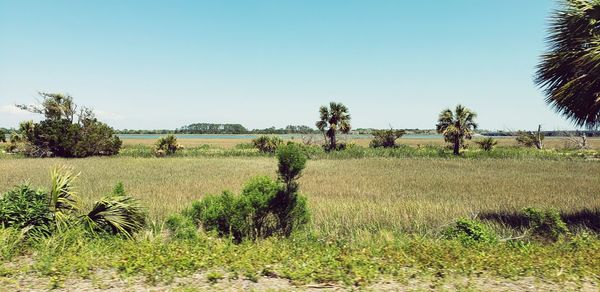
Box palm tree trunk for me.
[453,138,460,156]
[330,131,337,150]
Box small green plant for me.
[252,135,283,153]
[523,207,569,241]
[0,185,53,234]
[475,137,498,151]
[369,129,406,148]
[443,219,497,245]
[155,134,180,156]
[165,213,197,240]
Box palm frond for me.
[83,195,146,238]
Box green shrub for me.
[180,143,309,242]
[0,167,146,239]
[252,135,283,153]
[155,134,180,156]
[523,207,569,241]
[443,219,497,245]
[0,185,53,234]
[369,129,406,148]
[475,137,498,151]
[165,214,197,240]
[15,93,122,158]
[184,191,239,239]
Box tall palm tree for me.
[436,105,478,156]
[535,0,600,129]
[316,102,351,151]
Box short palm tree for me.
[535,0,600,129]
[436,105,478,155]
[315,102,351,151]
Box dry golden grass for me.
[1,156,598,235]
[122,136,600,150]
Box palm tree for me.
[535,0,600,129]
[315,102,351,151]
[436,105,478,155]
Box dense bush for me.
[0,167,146,238]
[165,213,198,240]
[443,219,497,245]
[369,129,406,148]
[475,137,498,151]
[252,135,283,153]
[154,134,181,156]
[12,92,122,157]
[0,185,53,234]
[523,207,569,241]
[180,143,309,242]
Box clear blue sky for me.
[0,0,575,131]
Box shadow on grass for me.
[480,208,600,233]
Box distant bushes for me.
[154,134,182,157]
[369,129,406,148]
[474,137,498,151]
[170,143,309,242]
[516,130,544,149]
[252,135,283,153]
[10,93,122,158]
[0,167,146,238]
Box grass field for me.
[1,144,600,289]
[1,156,598,236]
[121,136,600,150]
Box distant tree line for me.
[481,131,600,137]
[113,124,319,135]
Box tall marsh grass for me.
[1,156,598,237]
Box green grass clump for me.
[524,207,570,241]
[443,219,497,245]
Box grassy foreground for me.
[1,156,599,289]
[1,157,599,235]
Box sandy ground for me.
[1,269,597,291]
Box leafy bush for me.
[180,143,309,242]
[369,129,406,148]
[252,135,283,153]
[0,185,53,234]
[154,134,181,156]
[14,93,122,157]
[184,191,239,239]
[523,207,569,241]
[443,219,497,244]
[475,137,498,151]
[0,167,146,239]
[165,214,197,240]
